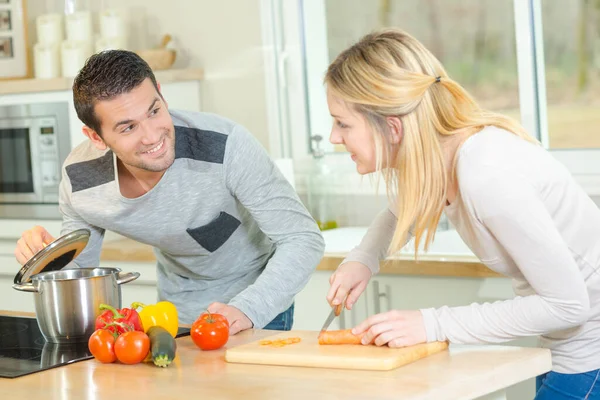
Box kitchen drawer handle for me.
[372,280,392,313]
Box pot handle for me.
[12,283,39,293]
[116,271,140,285]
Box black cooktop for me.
[0,315,190,378]
[0,315,92,379]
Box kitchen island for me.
[0,312,551,400]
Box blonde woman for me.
[324,28,600,399]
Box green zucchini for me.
[147,325,177,367]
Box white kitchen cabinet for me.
[0,271,36,313]
[0,220,61,312]
[327,274,505,331]
[0,236,39,312]
[292,270,343,331]
[97,260,159,310]
[366,274,510,313]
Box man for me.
[14,50,325,334]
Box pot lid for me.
[14,229,91,285]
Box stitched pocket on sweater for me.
[186,212,241,252]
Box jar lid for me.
[13,229,91,284]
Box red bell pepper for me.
[95,303,144,336]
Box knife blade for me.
[319,303,343,334]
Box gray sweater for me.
[59,109,325,327]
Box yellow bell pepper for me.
[131,301,179,337]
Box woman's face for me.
[327,90,378,175]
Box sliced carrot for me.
[318,329,365,345]
[259,337,302,347]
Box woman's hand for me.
[326,261,372,310]
[352,310,427,348]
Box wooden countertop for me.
[100,237,503,278]
[0,312,550,399]
[0,68,204,95]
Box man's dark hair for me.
[73,50,160,135]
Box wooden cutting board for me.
[224,330,449,371]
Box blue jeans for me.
[536,370,600,399]
[262,303,294,331]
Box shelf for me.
[0,68,204,95]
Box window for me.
[261,0,600,195]
[541,0,600,150]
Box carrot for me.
[259,337,302,347]
[318,329,365,345]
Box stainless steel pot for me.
[13,267,139,343]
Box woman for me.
[324,28,600,399]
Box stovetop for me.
[0,315,93,379]
[0,315,190,379]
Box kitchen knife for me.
[319,303,343,334]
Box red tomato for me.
[191,312,230,350]
[114,331,150,364]
[88,329,117,363]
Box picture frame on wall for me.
[0,10,11,31]
[0,0,30,80]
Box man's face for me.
[91,78,176,174]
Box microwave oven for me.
[0,102,71,204]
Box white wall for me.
[25,0,272,151]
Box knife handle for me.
[334,303,343,316]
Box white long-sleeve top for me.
[341,126,600,373]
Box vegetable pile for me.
[88,301,178,367]
[89,304,233,367]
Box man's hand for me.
[207,302,253,335]
[352,310,427,348]
[14,226,55,266]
